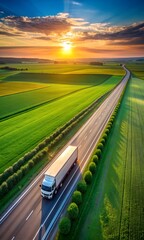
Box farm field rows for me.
[0,84,89,119]
[0,81,48,96]
[0,75,122,173]
[70,77,144,240]
[1,63,125,75]
[126,63,144,79]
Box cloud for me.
[1,14,72,35]
[75,22,144,45]
[0,12,143,50]
[72,1,82,6]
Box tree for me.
[72,191,82,205]
[89,162,96,174]
[95,149,102,158]
[67,202,79,220]
[59,217,71,235]
[97,143,104,150]
[1,181,8,195]
[93,155,98,164]
[84,171,92,184]
[77,180,87,194]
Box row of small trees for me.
[58,102,121,236]
[0,92,108,190]
[0,148,48,199]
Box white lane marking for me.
[84,135,87,140]
[11,237,15,240]
[26,210,33,221]
[89,129,92,133]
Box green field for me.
[0,84,89,119]
[0,63,125,75]
[0,81,48,96]
[126,63,144,79]
[0,75,122,173]
[4,73,111,85]
[70,77,144,240]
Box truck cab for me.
[41,175,56,199]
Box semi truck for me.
[41,145,78,199]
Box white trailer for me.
[41,145,78,199]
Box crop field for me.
[0,81,48,96]
[1,63,125,75]
[0,84,89,119]
[70,77,144,240]
[4,73,111,85]
[126,63,144,79]
[0,72,122,173]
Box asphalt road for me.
[0,66,130,240]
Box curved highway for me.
[0,66,130,240]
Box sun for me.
[62,41,72,53]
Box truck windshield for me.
[42,184,52,192]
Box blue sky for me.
[0,0,144,24]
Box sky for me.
[0,0,144,59]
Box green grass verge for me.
[67,77,144,240]
[0,76,122,173]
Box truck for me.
[41,145,78,199]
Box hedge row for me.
[58,100,122,236]
[0,148,48,199]
[0,91,109,186]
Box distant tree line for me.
[0,66,28,71]
[89,62,103,66]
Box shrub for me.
[1,182,8,195]
[59,217,71,235]
[84,171,92,184]
[93,155,98,164]
[28,160,34,169]
[89,162,96,174]
[3,167,13,182]
[103,133,108,140]
[97,143,104,150]
[67,202,79,220]
[72,191,82,205]
[95,149,102,158]
[100,138,105,145]
[13,162,19,172]
[21,164,29,176]
[17,169,23,181]
[77,180,87,194]
[13,173,18,184]
[105,129,109,134]
[0,185,2,198]
[6,176,14,190]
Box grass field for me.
[126,63,144,79]
[0,81,48,96]
[0,75,122,173]
[69,77,144,240]
[0,84,89,119]
[4,73,111,85]
[0,63,125,75]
